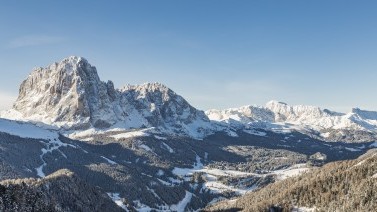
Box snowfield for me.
[0,118,58,140]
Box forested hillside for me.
[206,150,377,212]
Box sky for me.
[0,0,376,112]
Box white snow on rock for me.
[112,131,150,140]
[345,147,361,152]
[139,144,153,152]
[107,193,129,211]
[133,200,153,212]
[101,156,118,165]
[161,142,174,153]
[154,135,167,140]
[65,127,153,142]
[156,170,164,176]
[226,130,238,137]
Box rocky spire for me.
[13,56,117,129]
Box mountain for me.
[1,56,212,139]
[205,149,377,212]
[0,56,376,211]
[206,100,377,142]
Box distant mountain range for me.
[207,101,377,142]
[2,56,377,142]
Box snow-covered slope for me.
[206,101,377,142]
[1,56,213,139]
[0,118,58,140]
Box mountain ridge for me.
[206,100,377,142]
[2,56,377,142]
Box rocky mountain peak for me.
[13,56,118,129]
[5,56,212,138]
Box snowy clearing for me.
[271,164,310,181]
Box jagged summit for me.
[3,56,212,138]
[13,56,117,129]
[31,56,91,75]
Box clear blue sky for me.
[0,0,376,112]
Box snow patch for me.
[154,135,167,140]
[107,193,129,211]
[169,191,192,212]
[161,142,174,153]
[101,156,118,165]
[139,144,153,152]
[271,164,309,180]
[157,170,164,176]
[112,131,150,140]
[345,147,361,152]
[243,129,267,137]
[292,206,316,212]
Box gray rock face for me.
[10,56,211,137]
[14,56,117,129]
